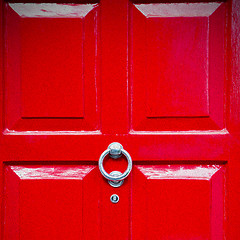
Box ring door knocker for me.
[98,142,132,188]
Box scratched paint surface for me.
[134,3,221,17]
[131,2,225,130]
[137,165,221,179]
[10,165,95,179]
[9,3,98,18]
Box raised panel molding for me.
[132,165,225,240]
[4,3,100,131]
[131,2,225,131]
[4,165,97,240]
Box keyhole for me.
[110,194,119,203]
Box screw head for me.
[108,142,123,159]
[110,194,119,203]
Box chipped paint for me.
[10,165,95,179]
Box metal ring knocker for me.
[99,142,132,187]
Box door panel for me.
[132,165,225,240]
[131,2,225,130]
[5,165,96,240]
[5,3,100,131]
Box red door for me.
[0,0,239,239]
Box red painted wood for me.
[5,3,100,131]
[0,133,229,161]
[4,165,131,240]
[5,166,94,240]
[131,2,225,131]
[227,0,240,239]
[144,5,209,117]
[18,5,85,118]
[5,164,225,240]
[0,0,239,239]
[100,173,131,240]
[209,3,226,129]
[101,0,129,134]
[133,165,225,239]
[0,0,4,237]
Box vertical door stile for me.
[0,0,4,239]
[228,0,240,239]
[101,0,129,134]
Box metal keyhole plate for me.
[110,194,119,203]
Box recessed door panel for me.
[5,3,100,131]
[4,165,97,240]
[132,165,225,240]
[131,2,225,131]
